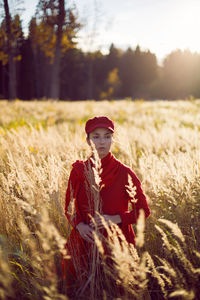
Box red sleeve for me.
[65,167,83,228]
[119,170,150,225]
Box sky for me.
[19,0,200,63]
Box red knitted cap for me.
[85,116,114,134]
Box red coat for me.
[65,152,150,242]
[63,152,150,281]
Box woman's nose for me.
[99,138,105,144]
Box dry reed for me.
[0,99,200,299]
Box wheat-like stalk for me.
[0,99,200,299]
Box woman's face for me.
[87,127,113,159]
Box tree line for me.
[1,0,200,101]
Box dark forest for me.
[1,1,200,101]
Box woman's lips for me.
[98,147,105,151]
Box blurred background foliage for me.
[1,1,200,101]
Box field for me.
[0,99,200,300]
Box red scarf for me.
[98,152,121,189]
[72,152,122,189]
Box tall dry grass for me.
[0,99,200,299]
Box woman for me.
[62,116,150,293]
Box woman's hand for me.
[76,222,94,243]
[89,214,121,229]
